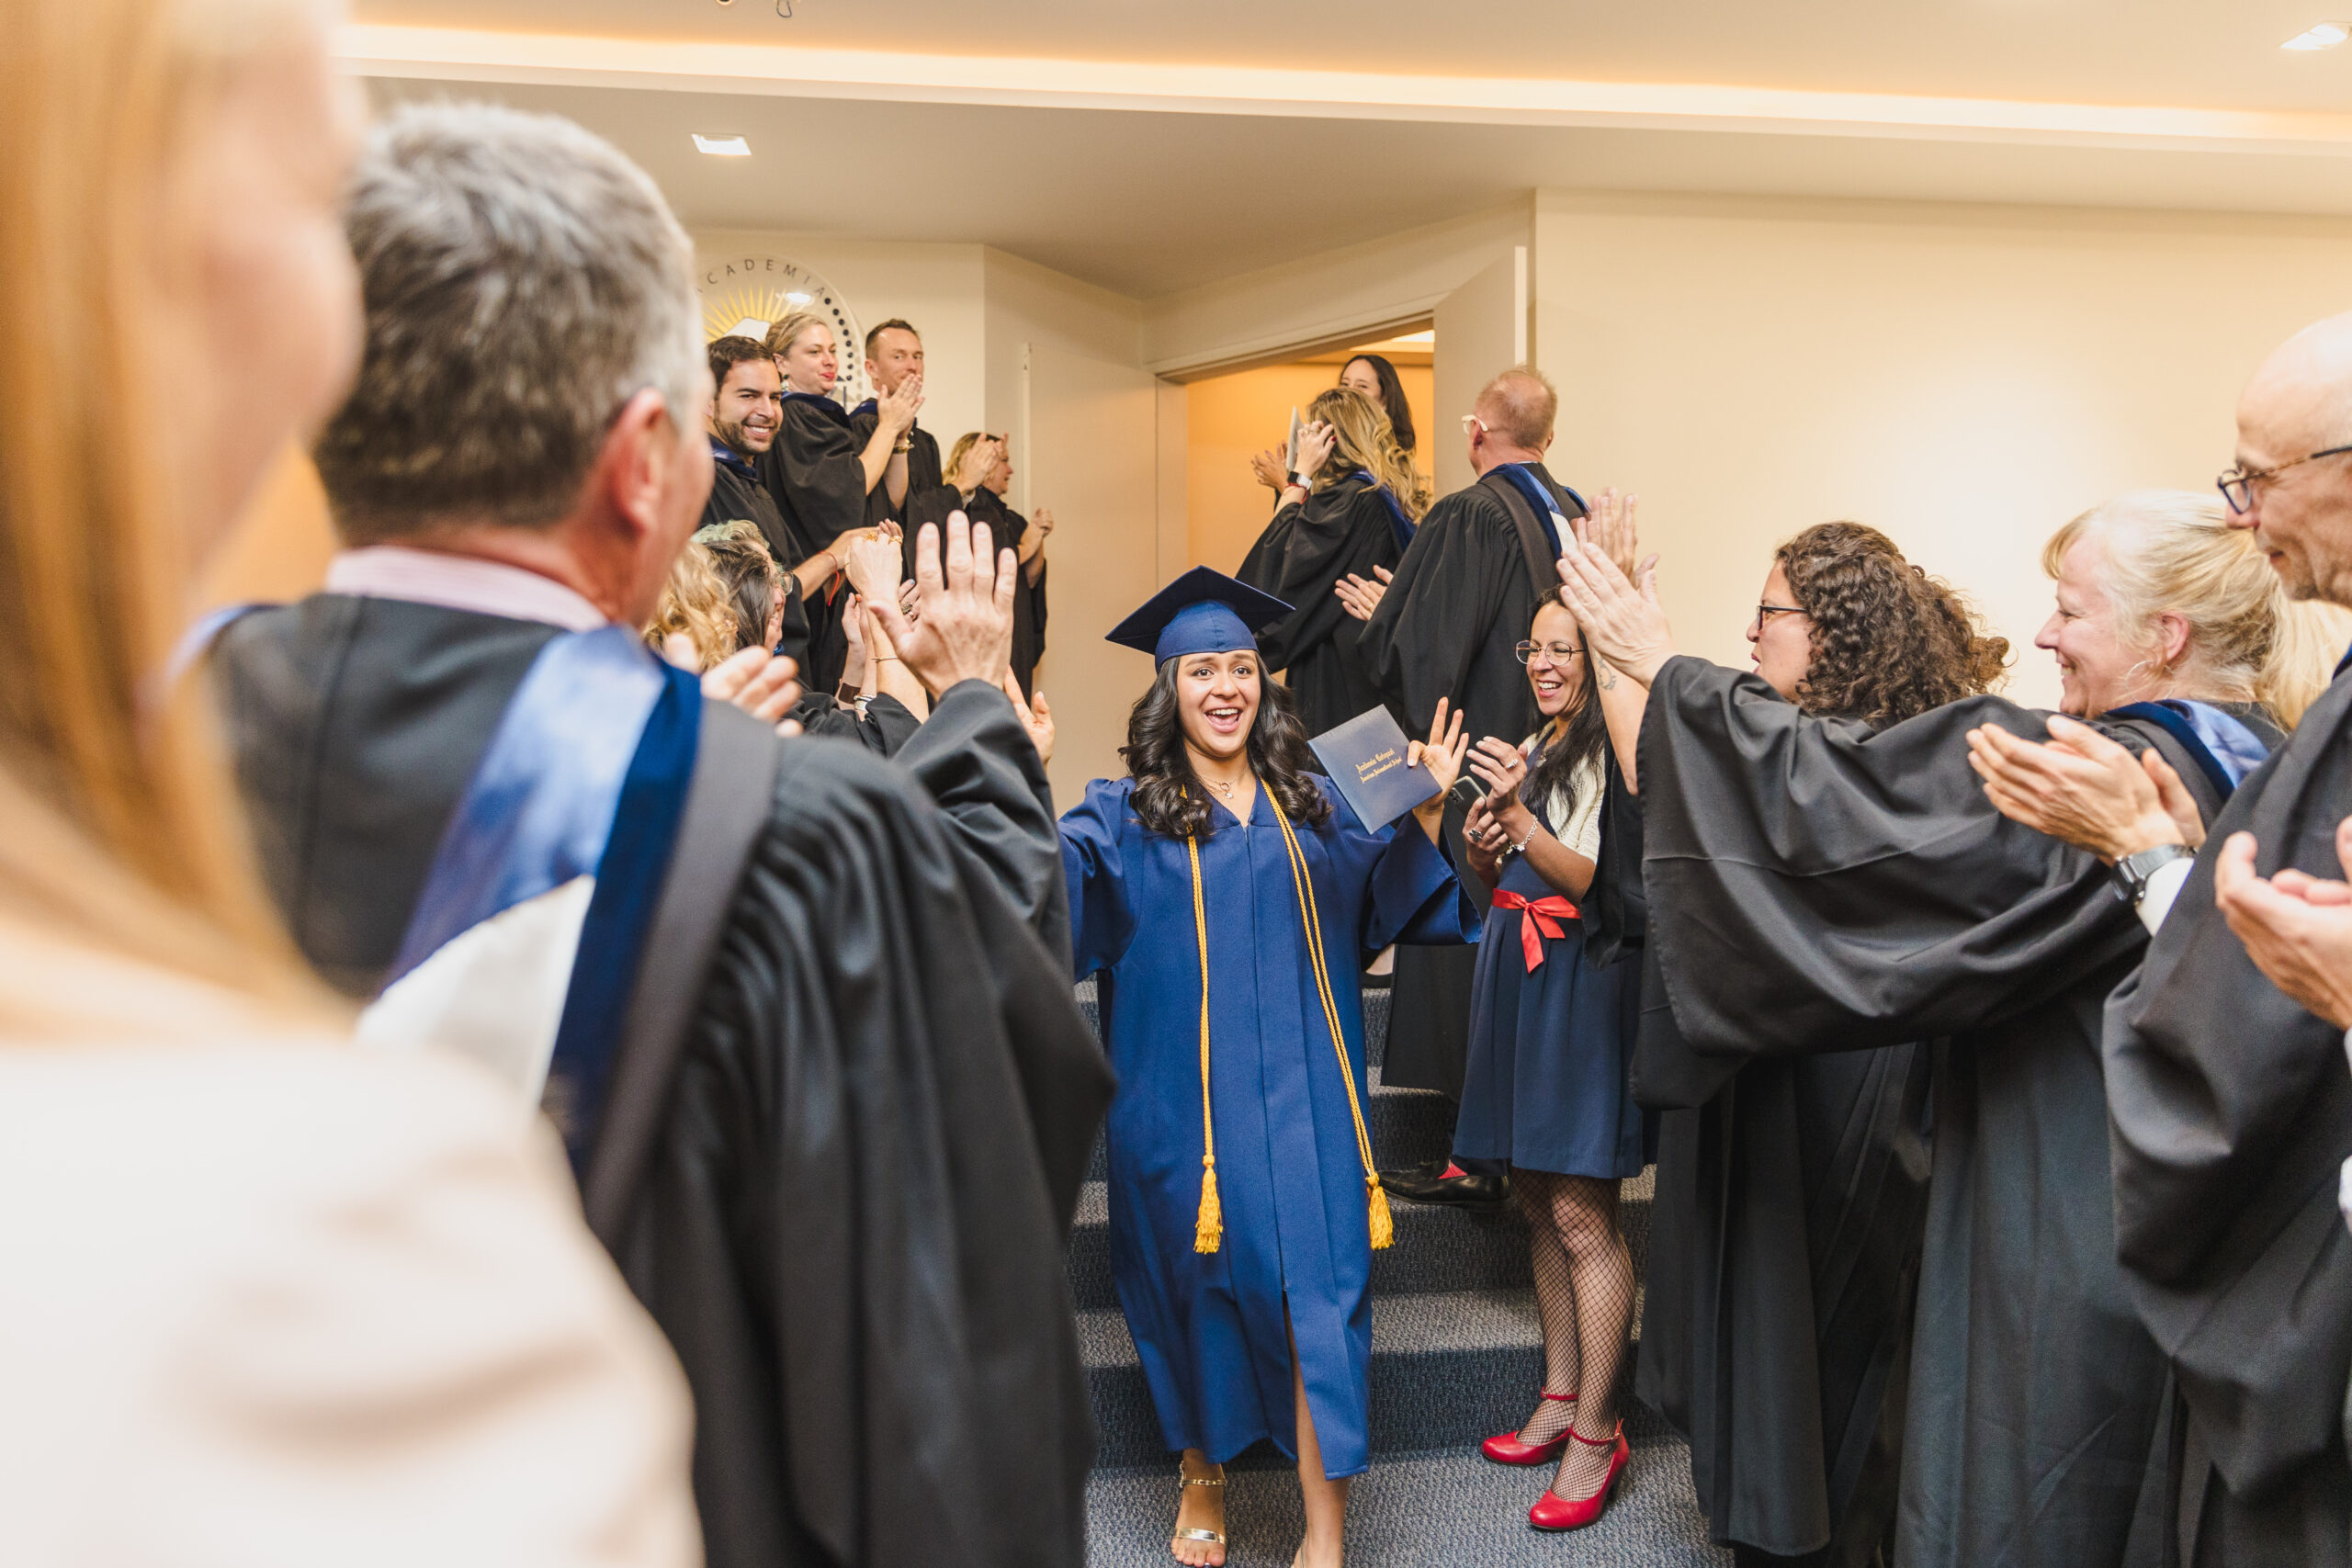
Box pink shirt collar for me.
[322,547,609,633]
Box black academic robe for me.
[907,485,1049,699]
[1355,462,1587,1094]
[209,594,1107,1568]
[849,402,941,528]
[2105,676,2352,1568]
[760,392,869,695]
[705,440,812,672]
[1631,657,2226,1568]
[1237,473,1408,739]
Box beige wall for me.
[1184,361,1435,575]
[1532,189,2352,710]
[1147,202,1530,377]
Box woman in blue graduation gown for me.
[1062,568,1478,1568]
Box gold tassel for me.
[1194,1156,1224,1253]
[1366,1175,1394,1250]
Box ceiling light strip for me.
[336,24,2352,152]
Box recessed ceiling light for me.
[2282,21,2350,50]
[693,134,752,156]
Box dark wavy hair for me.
[1775,522,2010,725]
[1340,353,1417,455]
[1521,589,1611,819]
[1121,658,1332,839]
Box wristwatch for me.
[2111,842,2194,903]
[1285,472,1310,491]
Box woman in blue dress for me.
[1063,567,1478,1568]
[1452,586,1645,1532]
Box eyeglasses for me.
[2217,445,2352,514]
[1753,602,1806,628]
[1514,640,1583,664]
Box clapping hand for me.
[879,373,923,436]
[869,511,1015,696]
[842,523,904,605]
[1250,443,1288,492]
[1964,716,2202,863]
[1335,564,1392,623]
[1580,490,1644,578]
[952,434,999,492]
[2215,818,2352,1029]
[1466,737,1535,852]
[1555,534,1674,685]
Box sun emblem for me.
[695,254,866,408]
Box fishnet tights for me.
[1513,1168,1634,1498]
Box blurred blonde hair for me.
[2042,489,2350,728]
[0,0,333,1027]
[762,309,831,363]
[644,540,740,672]
[1306,387,1431,521]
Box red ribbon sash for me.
[1490,890,1579,972]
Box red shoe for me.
[1479,1390,1577,1465]
[1528,1424,1629,1531]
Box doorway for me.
[1182,328,1435,576]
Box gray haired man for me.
[209,102,1107,1568]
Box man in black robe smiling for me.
[209,103,1108,1568]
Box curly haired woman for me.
[1560,502,2303,1568]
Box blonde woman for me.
[0,2,696,1562]
[757,308,892,694]
[1238,387,1428,736]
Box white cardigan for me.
[0,1019,699,1568]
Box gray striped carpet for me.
[1072,980,1730,1566]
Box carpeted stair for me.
[1072,979,1729,1565]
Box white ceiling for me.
[349,1,2352,299]
[357,0,2352,112]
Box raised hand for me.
[870,511,1015,696]
[952,434,999,492]
[842,526,904,605]
[1577,489,1642,578]
[681,639,803,736]
[1963,716,2196,863]
[1290,420,1337,482]
[1001,672,1054,765]
[1555,538,1673,683]
[2214,818,2352,1028]
[1334,563,1392,623]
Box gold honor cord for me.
[1183,788,1394,1257]
[1187,835,1221,1254]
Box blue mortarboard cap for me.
[1104,566,1294,662]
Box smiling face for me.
[710,355,781,456]
[1747,561,1815,701]
[2036,531,2144,716]
[2233,351,2352,605]
[1173,649,1261,766]
[1524,599,1586,719]
[775,321,838,395]
[1338,357,1383,404]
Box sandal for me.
[1172,1470,1227,1562]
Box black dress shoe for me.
[1380,1158,1510,1210]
